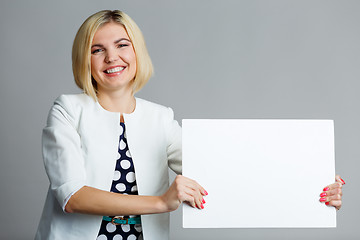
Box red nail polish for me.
[320,192,327,197]
[201,203,204,209]
[325,202,330,205]
[202,198,206,204]
[323,187,330,191]
[204,190,208,196]
[320,197,326,202]
[340,178,346,185]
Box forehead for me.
[92,22,129,43]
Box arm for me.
[45,97,205,216]
[165,107,182,175]
[66,175,207,215]
[161,107,207,210]
[65,186,166,215]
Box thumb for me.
[335,175,345,185]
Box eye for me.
[117,44,129,48]
[91,48,103,54]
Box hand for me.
[160,175,207,212]
[319,174,345,210]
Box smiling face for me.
[90,22,137,95]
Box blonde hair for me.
[72,10,153,100]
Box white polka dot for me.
[120,160,131,169]
[126,150,131,157]
[106,222,116,233]
[115,183,126,192]
[127,234,136,240]
[119,125,124,135]
[126,172,136,183]
[96,234,107,240]
[116,152,121,159]
[113,171,121,181]
[113,235,123,240]
[119,139,126,150]
[121,224,131,232]
[134,224,142,232]
[131,185,138,192]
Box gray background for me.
[0,0,359,239]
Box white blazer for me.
[35,94,182,240]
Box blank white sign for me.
[182,119,336,228]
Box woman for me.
[35,10,344,240]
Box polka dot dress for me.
[97,122,143,240]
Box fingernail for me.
[204,190,208,196]
[202,198,206,204]
[340,178,346,185]
[323,187,330,191]
[325,202,330,206]
[319,197,327,202]
[201,203,204,209]
[320,192,327,197]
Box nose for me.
[104,49,119,63]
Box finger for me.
[184,200,204,209]
[174,178,204,209]
[320,184,342,200]
[328,192,342,201]
[323,182,342,192]
[335,175,346,185]
[175,177,202,198]
[321,190,342,199]
[181,177,208,196]
[177,175,208,196]
[321,183,342,195]
[320,192,342,203]
[327,187,343,197]
[182,186,204,209]
[175,175,201,192]
[175,175,207,209]
[189,181,207,196]
[177,191,196,208]
[326,200,342,210]
[181,193,204,209]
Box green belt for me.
[103,216,141,225]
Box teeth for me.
[106,67,124,73]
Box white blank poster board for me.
[182,119,336,228]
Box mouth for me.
[104,66,125,74]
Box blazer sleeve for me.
[164,107,182,175]
[42,95,86,210]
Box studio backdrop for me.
[0,0,359,239]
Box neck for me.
[97,89,136,114]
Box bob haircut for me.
[72,10,153,100]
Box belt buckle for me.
[111,216,128,225]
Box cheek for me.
[132,57,137,71]
[90,57,97,72]
[123,49,137,68]
[90,57,101,81]
[130,55,137,74]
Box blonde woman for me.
[36,10,206,240]
[35,10,344,240]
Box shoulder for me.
[48,93,96,124]
[136,98,175,119]
[54,93,94,109]
[136,98,170,111]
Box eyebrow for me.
[91,38,131,48]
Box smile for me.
[104,66,125,74]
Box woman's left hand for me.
[320,174,345,210]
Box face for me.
[90,22,137,94]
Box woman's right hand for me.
[160,175,207,212]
